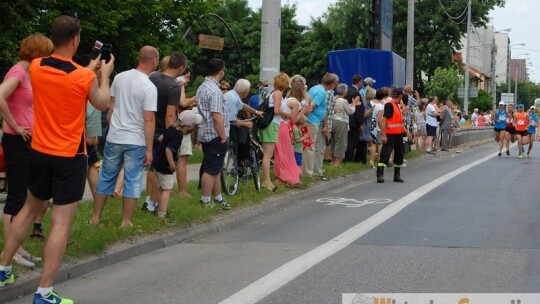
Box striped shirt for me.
[196,77,229,143]
[325,90,336,131]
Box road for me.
[7,141,540,303]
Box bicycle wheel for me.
[250,147,261,191]
[221,149,239,195]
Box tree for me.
[0,0,219,75]
[393,0,505,92]
[425,67,462,103]
[469,90,493,112]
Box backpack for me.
[256,90,275,129]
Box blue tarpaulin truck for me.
[327,48,406,89]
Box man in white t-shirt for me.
[91,46,159,227]
[425,96,440,153]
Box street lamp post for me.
[508,44,526,95]
[492,29,510,108]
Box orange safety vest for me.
[386,101,405,135]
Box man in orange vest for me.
[377,87,411,183]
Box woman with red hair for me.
[0,34,53,267]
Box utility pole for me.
[260,0,281,89]
[406,0,414,86]
[464,0,472,115]
[491,41,497,109]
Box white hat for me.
[531,106,536,110]
[364,77,376,84]
[178,110,203,125]
[499,101,506,105]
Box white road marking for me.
[316,197,392,208]
[218,151,498,304]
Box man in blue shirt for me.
[303,73,338,178]
[225,79,261,164]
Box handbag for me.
[256,90,275,129]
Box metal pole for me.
[491,42,497,109]
[507,49,511,94]
[260,0,281,89]
[406,0,415,86]
[464,0,471,115]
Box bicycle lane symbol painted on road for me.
[316,197,392,208]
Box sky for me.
[247,0,540,83]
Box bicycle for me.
[221,118,262,195]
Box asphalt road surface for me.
[8,141,540,304]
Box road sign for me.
[198,34,224,51]
[457,87,479,98]
[501,93,514,104]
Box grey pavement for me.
[6,139,540,303]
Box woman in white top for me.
[331,84,358,166]
[369,89,385,167]
[259,72,289,192]
[274,79,304,185]
[413,98,428,151]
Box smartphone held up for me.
[91,40,113,63]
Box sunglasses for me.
[220,87,229,91]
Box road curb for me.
[0,139,491,303]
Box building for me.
[458,25,494,92]
[494,32,510,85]
[509,58,528,82]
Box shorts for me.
[28,149,87,205]
[87,144,99,167]
[426,124,437,137]
[516,130,528,136]
[258,121,279,143]
[179,134,192,156]
[506,127,516,134]
[294,151,302,166]
[201,137,227,175]
[494,127,505,133]
[528,129,536,135]
[96,142,146,199]
[156,171,174,190]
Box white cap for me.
[364,77,376,84]
[499,101,506,105]
[531,106,536,110]
[178,110,203,126]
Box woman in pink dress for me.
[274,78,304,186]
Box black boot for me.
[394,167,404,183]
[376,166,385,183]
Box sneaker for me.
[19,250,42,263]
[200,200,216,209]
[498,152,501,157]
[33,290,74,304]
[13,252,35,268]
[316,175,329,181]
[506,150,510,156]
[30,227,45,240]
[215,198,232,210]
[141,201,157,213]
[519,154,523,159]
[157,213,176,225]
[0,269,14,287]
